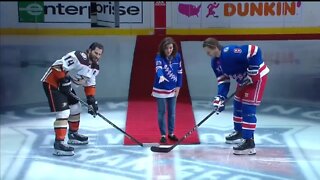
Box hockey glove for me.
[239,75,253,87]
[59,76,73,96]
[240,65,260,86]
[87,96,98,117]
[212,95,225,114]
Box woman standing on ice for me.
[151,37,183,143]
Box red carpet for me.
[124,35,200,145]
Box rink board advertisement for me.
[1,1,320,29]
[166,1,320,28]
[0,1,152,28]
[96,1,144,27]
[18,1,91,23]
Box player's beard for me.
[89,52,98,64]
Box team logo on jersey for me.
[234,48,242,53]
[81,52,87,60]
[223,47,229,52]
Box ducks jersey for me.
[41,50,99,96]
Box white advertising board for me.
[96,1,153,28]
[167,1,320,28]
[0,1,152,29]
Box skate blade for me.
[233,148,256,155]
[225,139,242,144]
[53,149,75,156]
[67,139,88,145]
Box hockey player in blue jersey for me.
[152,37,183,143]
[203,37,269,155]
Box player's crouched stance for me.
[41,42,103,156]
[203,38,269,155]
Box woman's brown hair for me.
[203,37,223,50]
[158,37,178,58]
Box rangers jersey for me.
[152,53,183,98]
[41,51,99,96]
[212,45,269,98]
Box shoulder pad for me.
[75,51,89,65]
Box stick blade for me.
[142,143,160,147]
[150,146,172,153]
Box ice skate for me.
[67,131,89,145]
[233,139,256,155]
[53,141,74,156]
[225,131,242,144]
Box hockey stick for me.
[150,90,237,153]
[69,93,159,147]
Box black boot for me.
[168,134,179,141]
[67,131,89,145]
[225,131,242,144]
[160,136,167,143]
[53,140,74,156]
[233,139,256,155]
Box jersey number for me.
[64,55,75,66]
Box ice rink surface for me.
[1,36,320,180]
[1,100,320,180]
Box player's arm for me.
[242,45,265,85]
[85,82,98,117]
[212,60,230,98]
[83,64,99,117]
[211,60,230,113]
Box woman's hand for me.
[175,87,180,97]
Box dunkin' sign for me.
[174,1,304,28]
[177,1,301,18]
[224,1,302,16]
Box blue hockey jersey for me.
[211,45,269,98]
[152,53,183,98]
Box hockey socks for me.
[54,118,68,141]
[68,113,80,132]
[53,118,74,156]
[67,113,88,145]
